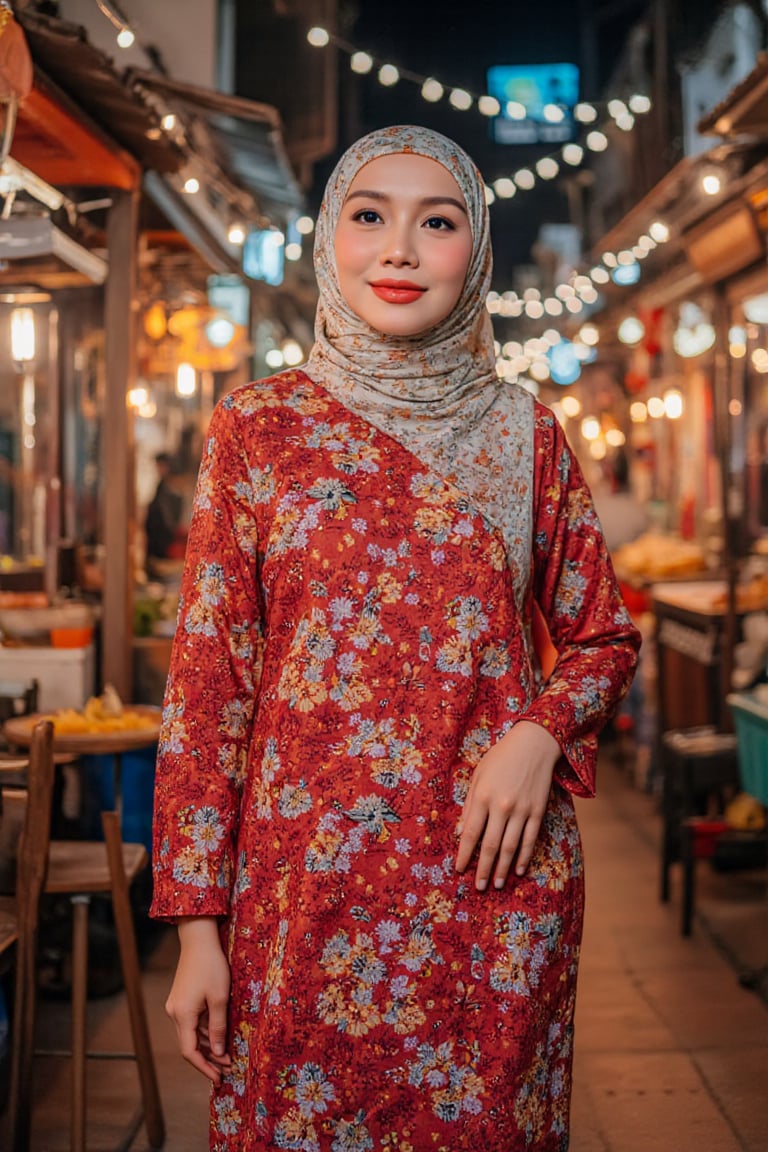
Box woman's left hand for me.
[455,720,561,890]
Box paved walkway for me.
[15,754,768,1150]
[572,761,768,1152]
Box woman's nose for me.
[380,225,418,267]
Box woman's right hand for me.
[165,916,232,1085]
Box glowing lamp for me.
[10,307,35,363]
[175,362,197,397]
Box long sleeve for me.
[521,405,641,797]
[150,397,265,919]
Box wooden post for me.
[102,189,139,700]
[712,285,738,730]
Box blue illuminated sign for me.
[487,64,580,145]
[243,229,284,286]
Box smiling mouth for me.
[369,280,427,304]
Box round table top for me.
[4,706,162,755]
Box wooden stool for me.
[659,728,740,936]
[1,722,165,1152]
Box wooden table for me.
[3,707,162,818]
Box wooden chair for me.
[0,721,165,1151]
[0,680,39,730]
[0,720,55,1151]
[659,727,740,935]
[0,681,39,788]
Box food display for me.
[43,683,159,735]
[710,573,768,613]
[612,533,707,582]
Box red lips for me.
[369,279,427,304]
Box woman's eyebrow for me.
[345,190,467,214]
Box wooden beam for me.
[102,189,139,701]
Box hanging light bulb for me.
[562,144,584,166]
[478,95,500,116]
[514,168,535,190]
[663,389,684,419]
[10,307,35,364]
[117,27,135,48]
[378,64,400,86]
[175,362,197,397]
[574,103,598,123]
[506,101,527,120]
[350,51,373,74]
[493,178,516,199]
[586,130,609,152]
[282,339,304,366]
[543,104,565,123]
[307,27,330,46]
[449,88,473,110]
[629,94,652,114]
[536,157,559,180]
[421,78,444,102]
[127,386,149,409]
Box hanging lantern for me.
[144,302,167,342]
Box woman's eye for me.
[353,209,382,224]
[424,216,454,231]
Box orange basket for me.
[50,625,93,648]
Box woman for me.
[152,125,640,1151]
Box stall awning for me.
[11,76,140,192]
[126,71,304,219]
[16,9,303,223]
[698,54,768,138]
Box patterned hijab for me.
[305,125,534,606]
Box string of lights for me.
[306,26,653,206]
[94,0,136,48]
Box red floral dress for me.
[151,370,640,1151]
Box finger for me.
[455,810,487,873]
[514,813,544,876]
[185,1046,228,1086]
[474,814,512,891]
[171,1015,220,1084]
[492,821,526,889]
[207,996,231,1060]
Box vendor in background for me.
[593,447,649,554]
[144,452,186,571]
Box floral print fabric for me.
[305,125,534,606]
[151,370,640,1151]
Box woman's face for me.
[333,153,473,338]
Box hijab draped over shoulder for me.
[305,125,534,606]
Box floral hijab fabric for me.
[305,125,534,605]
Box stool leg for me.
[660,759,674,903]
[101,812,165,1148]
[70,895,90,1152]
[681,823,695,937]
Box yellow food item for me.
[45,708,156,735]
[613,533,706,581]
[43,684,156,734]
